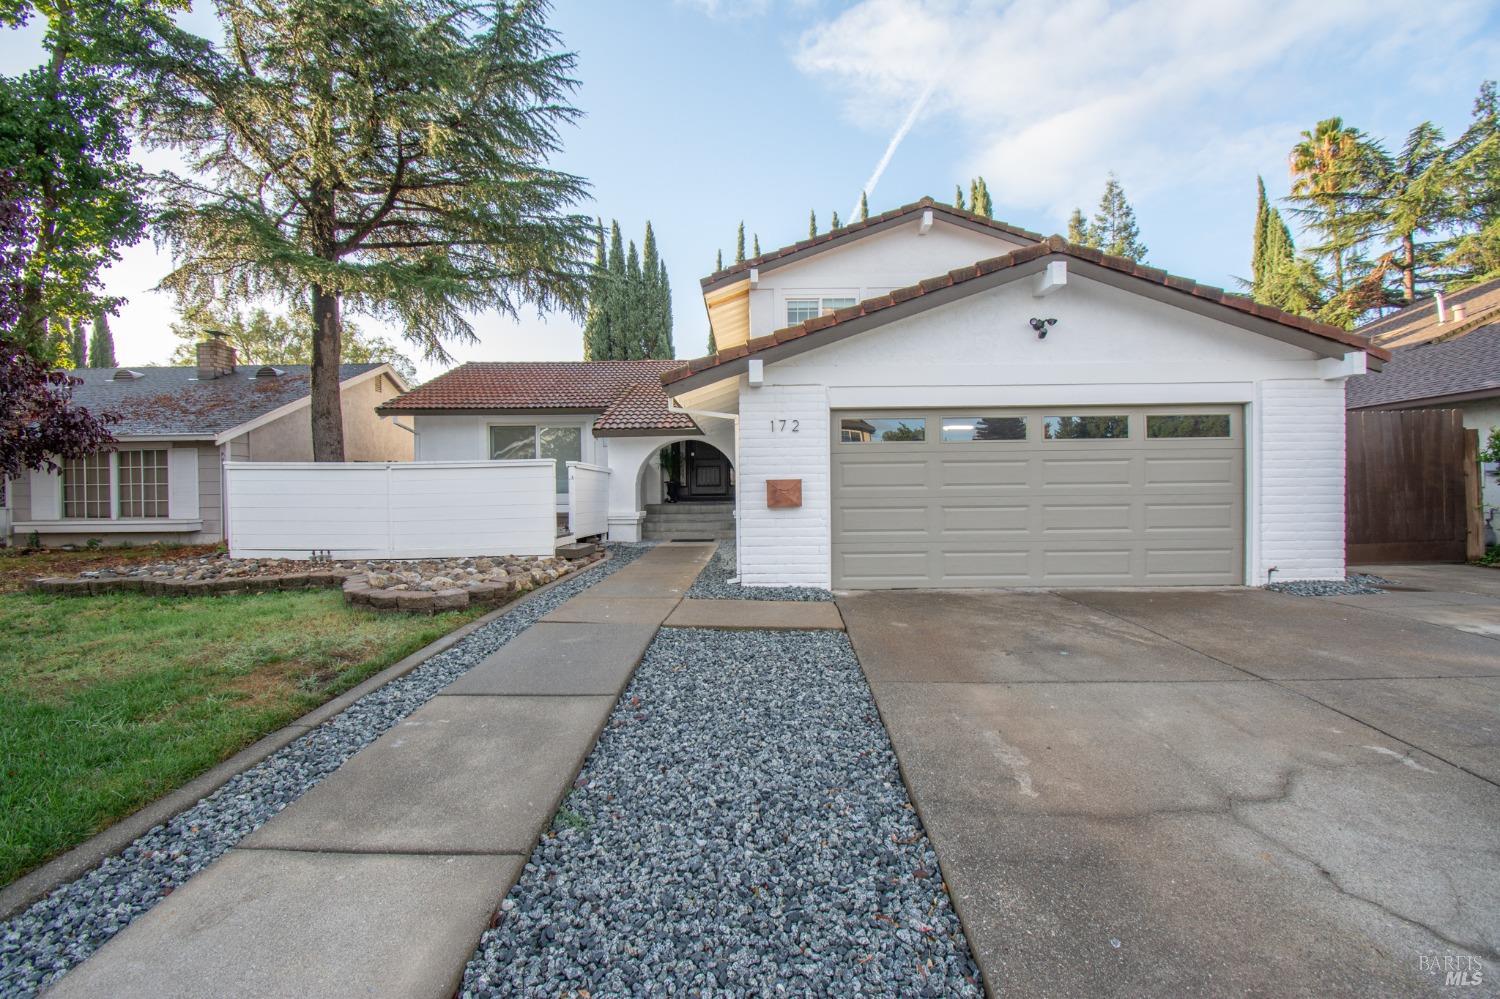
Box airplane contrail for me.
[853,80,937,221]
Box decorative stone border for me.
[28,548,608,613]
[341,550,607,614]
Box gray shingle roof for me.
[1345,323,1500,409]
[1358,276,1500,347]
[68,364,383,438]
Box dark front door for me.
[682,441,732,499]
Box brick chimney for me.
[196,332,237,380]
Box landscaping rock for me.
[430,588,470,612]
[396,591,436,613]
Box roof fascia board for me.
[1349,386,1500,410]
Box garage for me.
[830,406,1244,588]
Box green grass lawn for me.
[0,588,484,886]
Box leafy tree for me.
[880,421,924,442]
[1287,117,1388,295]
[1047,415,1128,439]
[953,184,965,210]
[968,176,992,217]
[857,191,868,221]
[169,303,416,379]
[1066,208,1089,244]
[135,0,592,460]
[830,210,841,229]
[1088,173,1147,260]
[0,0,157,362]
[734,221,745,263]
[0,193,117,471]
[808,209,817,238]
[88,312,115,367]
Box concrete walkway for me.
[44,544,715,999]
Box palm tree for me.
[1288,117,1387,295]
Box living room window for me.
[488,425,584,493]
[62,450,169,519]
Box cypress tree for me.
[706,329,717,355]
[582,219,608,360]
[830,210,841,229]
[88,313,116,367]
[808,209,817,238]
[624,240,643,358]
[970,177,993,217]
[735,222,746,263]
[657,258,674,358]
[1251,178,1272,301]
[858,191,869,221]
[953,184,965,210]
[715,248,723,271]
[605,221,626,358]
[752,234,760,256]
[67,319,88,369]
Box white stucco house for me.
[3,336,411,547]
[379,197,1388,589]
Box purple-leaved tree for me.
[1,170,117,477]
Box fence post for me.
[1466,429,1484,562]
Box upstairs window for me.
[787,295,859,326]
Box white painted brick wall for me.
[736,384,831,587]
[1255,379,1346,582]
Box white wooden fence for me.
[226,460,560,559]
[566,462,610,539]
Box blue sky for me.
[4,0,1498,378]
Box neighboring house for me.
[383,196,1386,590]
[1359,275,1500,349]
[1347,288,1500,524]
[6,336,411,547]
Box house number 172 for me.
[771,419,800,433]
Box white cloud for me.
[793,0,1488,220]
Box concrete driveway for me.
[839,564,1500,998]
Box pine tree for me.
[830,210,841,229]
[67,319,88,369]
[582,219,608,360]
[88,313,116,367]
[1088,173,1147,260]
[858,191,869,221]
[752,234,760,256]
[808,209,817,238]
[1287,118,1387,296]
[1445,81,1500,288]
[1066,208,1091,245]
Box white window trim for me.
[783,291,862,326]
[58,446,172,522]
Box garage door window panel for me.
[1043,415,1130,440]
[838,417,926,443]
[1146,414,1232,439]
[941,416,1026,442]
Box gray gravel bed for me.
[0,544,651,999]
[685,541,834,602]
[1266,572,1393,597]
[462,627,981,998]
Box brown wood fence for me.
[1346,409,1481,564]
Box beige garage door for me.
[831,407,1244,588]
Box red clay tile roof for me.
[700,196,1044,291]
[378,360,697,435]
[665,236,1390,387]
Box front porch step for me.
[642,527,736,541]
[644,502,734,515]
